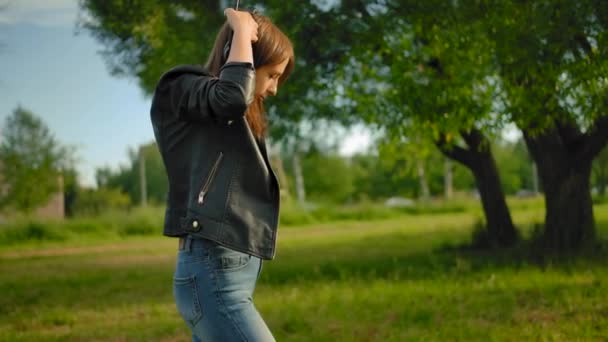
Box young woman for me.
[150,8,294,341]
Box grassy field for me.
[1,202,607,341]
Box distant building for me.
[33,176,65,219]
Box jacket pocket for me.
[197,152,224,205]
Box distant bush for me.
[278,199,472,227]
[97,206,163,236]
[311,204,400,222]
[592,194,607,205]
[72,187,131,216]
[279,199,316,226]
[63,218,107,234]
[118,215,158,236]
[399,201,469,215]
[0,221,67,244]
[0,206,165,245]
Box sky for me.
[0,0,372,187]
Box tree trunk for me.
[523,128,599,251]
[436,129,518,247]
[444,157,453,200]
[542,162,595,251]
[469,148,518,246]
[417,159,430,201]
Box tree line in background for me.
[1,105,607,216]
[0,107,542,209]
[88,132,543,206]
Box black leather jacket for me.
[150,62,280,260]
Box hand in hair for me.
[224,8,259,43]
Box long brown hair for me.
[205,11,295,139]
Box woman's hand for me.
[224,8,258,43]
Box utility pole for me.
[293,151,306,206]
[139,146,147,207]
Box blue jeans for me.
[173,235,275,342]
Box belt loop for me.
[185,234,193,252]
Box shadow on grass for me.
[261,224,608,286]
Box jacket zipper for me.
[197,152,224,205]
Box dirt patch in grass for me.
[0,239,176,259]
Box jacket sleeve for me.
[164,62,255,124]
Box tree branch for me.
[460,128,487,153]
[435,133,474,168]
[579,115,608,161]
[554,117,584,149]
[574,33,593,57]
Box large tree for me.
[78,0,519,247]
[485,0,608,251]
[336,0,608,251]
[78,0,225,94]
[325,1,520,246]
[78,0,365,135]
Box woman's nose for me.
[268,81,278,96]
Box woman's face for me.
[255,59,289,100]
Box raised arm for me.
[155,9,259,124]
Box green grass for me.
[0,202,607,341]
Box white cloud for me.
[0,0,78,27]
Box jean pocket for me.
[210,243,252,272]
[173,276,202,327]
